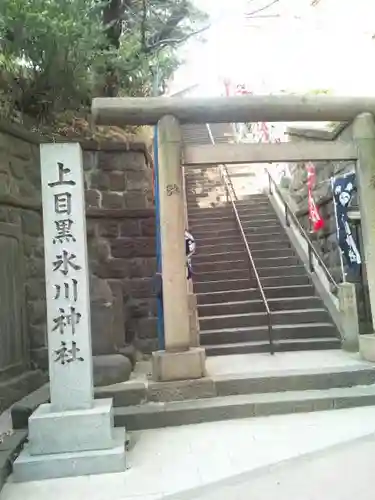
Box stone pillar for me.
[152,115,206,381]
[353,113,375,361]
[13,143,125,482]
[338,282,359,352]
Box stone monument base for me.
[152,347,206,382]
[13,399,126,482]
[359,334,375,362]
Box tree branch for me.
[141,0,147,49]
[146,23,210,52]
[144,1,190,52]
[245,0,280,18]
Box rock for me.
[118,344,137,368]
[93,354,132,387]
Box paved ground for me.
[165,432,375,500]
[2,405,375,500]
[132,349,372,382]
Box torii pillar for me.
[152,115,205,380]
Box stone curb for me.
[0,430,27,493]
[11,365,375,429]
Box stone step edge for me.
[194,257,299,267]
[196,284,314,297]
[200,322,336,335]
[194,265,305,276]
[188,213,276,222]
[113,384,375,430]
[198,296,320,309]
[205,337,339,349]
[194,253,296,263]
[189,217,278,226]
[195,244,291,253]
[194,278,306,287]
[199,308,327,321]
[193,274,307,285]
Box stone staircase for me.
[185,166,341,356]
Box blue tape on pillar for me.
[154,125,165,350]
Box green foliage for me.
[0,0,207,122]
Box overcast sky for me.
[170,0,375,95]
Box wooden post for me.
[353,113,375,361]
[152,115,205,381]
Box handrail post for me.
[285,203,290,227]
[268,171,272,195]
[308,246,314,272]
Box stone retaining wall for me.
[287,123,356,283]
[0,121,158,378]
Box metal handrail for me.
[267,170,338,293]
[206,124,274,355]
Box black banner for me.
[332,172,361,275]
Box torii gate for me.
[92,95,375,378]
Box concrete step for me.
[235,197,269,206]
[257,265,307,278]
[196,239,292,255]
[190,218,279,232]
[194,275,310,293]
[193,248,295,263]
[200,322,337,344]
[192,222,281,238]
[244,225,283,236]
[189,220,238,232]
[189,210,276,224]
[205,337,340,356]
[188,203,269,216]
[199,228,285,241]
[193,256,300,273]
[194,260,249,273]
[194,265,306,282]
[194,268,251,282]
[199,309,332,331]
[195,231,286,246]
[114,383,375,430]
[16,363,374,429]
[195,242,247,255]
[198,296,324,316]
[196,285,316,304]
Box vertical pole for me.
[153,126,164,350]
[353,113,375,360]
[152,115,206,381]
[152,60,164,350]
[157,115,190,351]
[330,177,346,282]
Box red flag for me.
[306,162,324,232]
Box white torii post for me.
[152,115,206,380]
[353,113,375,361]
